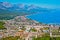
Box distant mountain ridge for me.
[0,2,59,20]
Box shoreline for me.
[25,14,60,25]
[0,14,60,26]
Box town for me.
[0,16,60,40]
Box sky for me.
[0,0,60,9]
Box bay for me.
[26,11,60,24]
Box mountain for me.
[0,2,59,20]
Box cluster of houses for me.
[0,16,60,40]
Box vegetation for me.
[43,27,49,30]
[0,36,22,40]
[32,37,60,40]
[44,33,50,37]
[52,29,59,33]
[0,21,6,29]
[1,36,60,40]
[0,10,34,20]
[30,28,37,32]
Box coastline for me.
[25,13,60,25]
[0,14,60,26]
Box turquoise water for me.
[26,11,60,24]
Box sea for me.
[26,11,60,25]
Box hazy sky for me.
[0,0,60,8]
